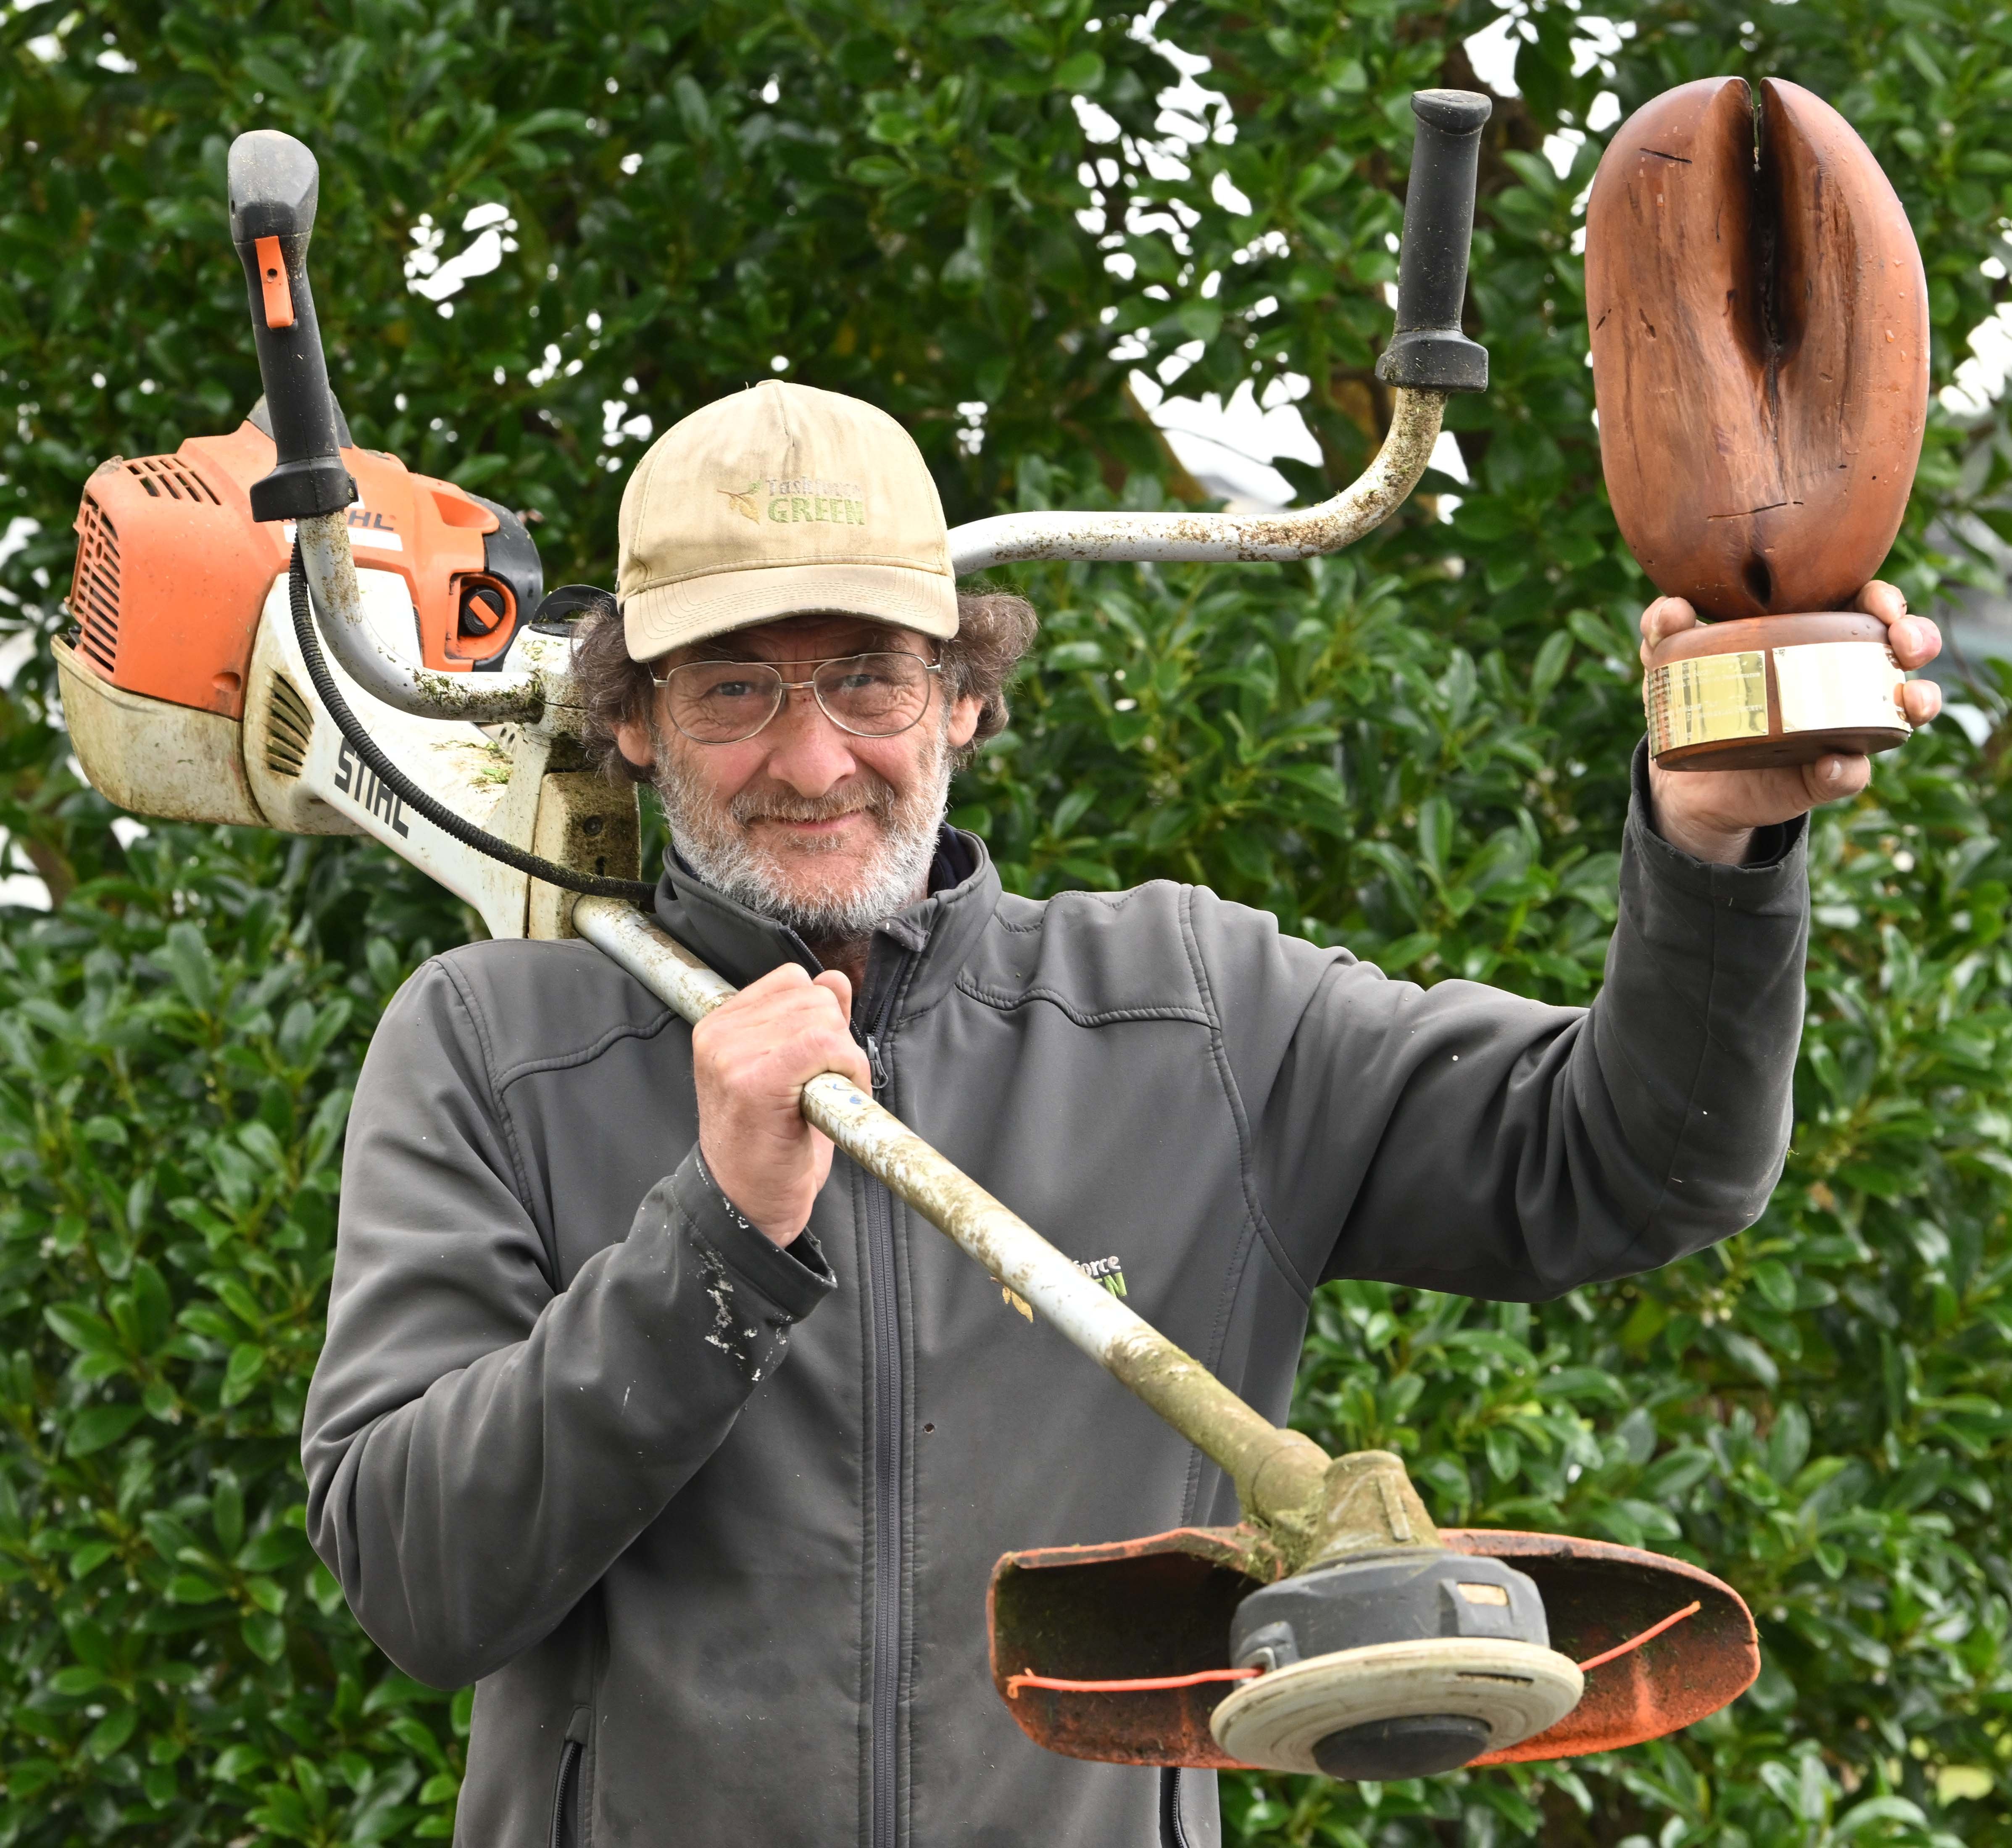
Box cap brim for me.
[622,562,958,662]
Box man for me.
[302,380,1941,1848]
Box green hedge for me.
[5,1,2012,1843]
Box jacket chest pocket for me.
[548,1702,590,1848]
[548,1737,582,1848]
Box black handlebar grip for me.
[1375,90,1493,394]
[227,131,356,522]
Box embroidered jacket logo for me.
[997,1254,1126,1322]
[719,476,867,527]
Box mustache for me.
[728,776,898,828]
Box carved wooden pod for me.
[1588,76,1928,617]
[1585,77,1927,767]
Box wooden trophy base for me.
[1643,613,1911,771]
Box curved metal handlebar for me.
[292,514,550,722]
[947,386,1447,576]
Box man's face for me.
[613,614,982,940]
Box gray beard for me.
[651,725,953,951]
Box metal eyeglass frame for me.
[651,650,945,745]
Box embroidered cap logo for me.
[716,476,869,528]
[720,481,763,523]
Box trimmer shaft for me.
[1212,1550,1583,1778]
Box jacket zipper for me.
[863,1030,890,1091]
[856,963,908,1848]
[858,975,898,1094]
[548,1737,582,1848]
[1160,1769,1191,1848]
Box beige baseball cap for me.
[616,380,959,662]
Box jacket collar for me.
[652,827,1001,1020]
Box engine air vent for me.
[264,674,313,778]
[73,496,120,675]
[125,456,221,505]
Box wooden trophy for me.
[1585,77,1929,770]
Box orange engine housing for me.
[68,420,541,719]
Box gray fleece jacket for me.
[302,754,1809,1848]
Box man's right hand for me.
[693,964,872,1247]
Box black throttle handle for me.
[227,131,356,523]
[1375,90,1493,394]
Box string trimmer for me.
[53,101,1759,1780]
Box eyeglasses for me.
[653,650,943,745]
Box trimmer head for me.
[989,1524,1756,1777]
[1211,1549,1581,1777]
[1210,1635,1581,1778]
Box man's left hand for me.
[1641,581,1944,865]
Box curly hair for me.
[571,591,1040,784]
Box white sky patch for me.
[0,516,39,622]
[527,343,582,388]
[601,398,653,448]
[1211,169,1253,216]
[956,400,988,456]
[1139,3,1233,150]
[1134,371,1322,507]
[1428,431,1469,524]
[1430,431,1470,485]
[1072,93,1122,144]
[0,627,38,690]
[0,647,51,907]
[0,516,39,572]
[0,846,50,912]
[1144,396,1470,518]
[1464,7,1527,95]
[1943,305,2012,416]
[1544,127,1586,179]
[1465,7,1634,103]
[1571,15,1632,79]
[406,202,519,304]
[1943,701,1992,747]
[1155,338,1206,389]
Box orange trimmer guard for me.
[986,1526,1757,1770]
